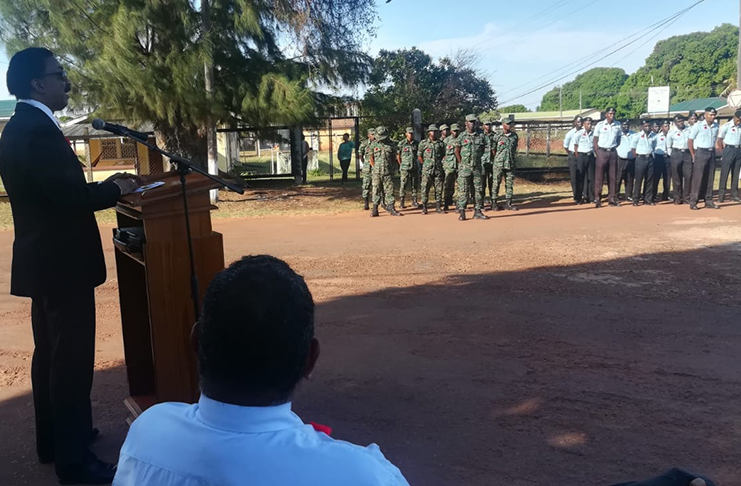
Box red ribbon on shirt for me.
[309,422,332,436]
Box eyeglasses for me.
[40,69,68,81]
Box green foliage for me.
[616,24,738,118]
[0,0,377,163]
[362,48,497,137]
[498,104,530,113]
[540,67,628,112]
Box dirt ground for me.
[1,183,740,486]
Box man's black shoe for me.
[504,200,518,211]
[371,204,379,217]
[595,200,602,208]
[458,209,466,221]
[473,209,488,220]
[421,203,428,215]
[435,203,443,214]
[632,202,639,207]
[363,199,369,210]
[706,201,719,209]
[400,197,406,209]
[57,457,116,485]
[39,429,100,464]
[690,203,699,210]
[732,196,741,202]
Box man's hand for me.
[105,172,145,185]
[113,177,140,196]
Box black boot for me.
[363,197,369,210]
[371,204,379,217]
[435,202,443,214]
[443,203,449,213]
[400,197,406,209]
[504,199,518,211]
[387,204,403,216]
[421,203,428,214]
[458,209,466,221]
[689,203,699,210]
[473,208,489,220]
[706,201,719,209]
[412,196,419,208]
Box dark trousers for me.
[584,153,596,202]
[339,158,351,182]
[633,155,654,203]
[651,154,670,200]
[567,152,579,201]
[670,149,692,203]
[576,152,593,202]
[301,156,309,184]
[31,288,96,470]
[617,157,635,200]
[718,146,741,200]
[595,148,618,203]
[689,148,715,205]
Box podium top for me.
[118,171,222,208]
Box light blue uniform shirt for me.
[113,395,410,486]
[719,120,741,146]
[563,127,579,152]
[631,131,656,156]
[573,128,594,153]
[654,132,669,156]
[593,120,622,149]
[667,126,690,151]
[688,119,719,149]
[617,130,635,159]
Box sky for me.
[0,0,737,109]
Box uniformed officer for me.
[572,117,594,205]
[454,114,488,220]
[418,124,446,214]
[564,115,583,202]
[688,107,720,210]
[592,107,622,207]
[369,126,402,217]
[667,114,692,204]
[359,128,375,210]
[616,121,635,202]
[439,124,449,143]
[481,118,496,208]
[717,109,741,203]
[442,123,460,212]
[396,127,419,209]
[631,120,657,206]
[491,114,519,211]
[652,120,671,201]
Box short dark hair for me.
[735,110,741,119]
[196,255,315,402]
[6,47,55,99]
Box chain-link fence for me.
[218,128,293,177]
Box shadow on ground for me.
[1,243,739,486]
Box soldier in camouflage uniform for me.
[418,124,446,214]
[396,127,419,209]
[481,119,496,209]
[454,114,489,221]
[439,124,449,144]
[442,123,460,211]
[369,126,402,217]
[492,115,519,211]
[359,128,375,210]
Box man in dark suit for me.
[0,47,140,484]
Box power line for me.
[498,0,705,106]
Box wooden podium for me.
[113,171,224,422]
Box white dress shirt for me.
[718,121,741,147]
[688,119,719,149]
[593,120,622,149]
[632,131,656,156]
[114,395,410,486]
[573,128,594,153]
[17,99,61,129]
[617,130,635,159]
[667,126,690,151]
[654,132,669,156]
[563,127,579,152]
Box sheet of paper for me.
[134,181,165,193]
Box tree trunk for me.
[154,125,208,171]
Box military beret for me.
[673,114,686,121]
[482,118,492,125]
[427,124,439,132]
[465,114,478,122]
[375,126,388,139]
[367,128,376,135]
[439,124,449,131]
[405,127,414,134]
[501,115,515,124]
[450,123,460,131]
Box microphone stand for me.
[117,127,243,321]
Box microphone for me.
[92,119,148,142]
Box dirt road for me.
[1,193,740,485]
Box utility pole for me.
[579,90,583,114]
[559,86,563,121]
[202,0,218,203]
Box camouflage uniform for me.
[442,126,460,208]
[418,125,446,212]
[397,128,419,205]
[492,128,519,204]
[481,122,495,205]
[359,129,376,206]
[370,126,401,216]
[455,119,486,212]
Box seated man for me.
[114,255,409,486]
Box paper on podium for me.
[134,181,165,193]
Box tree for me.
[0,0,376,164]
[616,24,738,119]
[362,48,497,136]
[498,104,530,113]
[539,67,628,112]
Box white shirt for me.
[667,126,690,151]
[718,120,741,146]
[114,395,410,486]
[688,119,719,149]
[631,131,656,156]
[563,127,579,152]
[654,132,669,156]
[593,120,622,149]
[17,99,61,129]
[573,128,594,153]
[617,130,635,159]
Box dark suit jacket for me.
[0,102,121,297]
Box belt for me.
[696,147,713,151]
[673,149,688,153]
[726,144,741,148]
[598,147,616,152]
[577,151,593,154]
